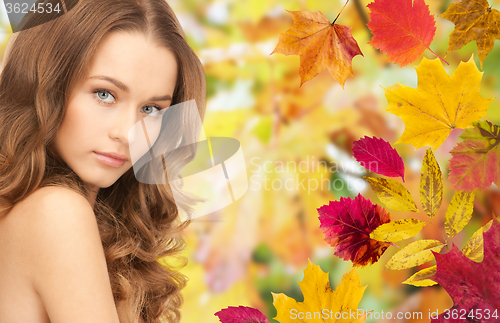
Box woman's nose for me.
[108,107,139,145]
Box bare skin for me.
[0,187,119,323]
[0,31,177,323]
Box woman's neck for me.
[87,186,99,208]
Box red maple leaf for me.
[214,306,269,323]
[367,0,438,66]
[317,194,392,267]
[352,136,405,181]
[431,220,500,322]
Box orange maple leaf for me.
[439,0,500,69]
[271,9,363,88]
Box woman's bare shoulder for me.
[5,186,99,278]
[3,186,94,248]
[4,186,120,323]
[12,186,91,215]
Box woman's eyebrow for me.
[89,75,172,101]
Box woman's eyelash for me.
[92,89,163,113]
[93,89,116,106]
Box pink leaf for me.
[352,136,405,181]
[214,306,270,323]
[317,193,392,267]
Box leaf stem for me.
[389,242,400,248]
[332,0,351,25]
[427,47,449,65]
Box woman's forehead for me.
[85,31,177,89]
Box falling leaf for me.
[384,56,492,150]
[214,306,270,323]
[352,136,405,181]
[430,221,500,322]
[386,240,445,270]
[270,8,363,87]
[448,120,500,191]
[367,0,438,66]
[420,149,443,218]
[403,266,437,287]
[439,0,500,69]
[370,219,427,242]
[317,194,392,266]
[444,191,475,238]
[363,177,418,212]
[462,220,493,262]
[272,260,367,323]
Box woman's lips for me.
[93,152,127,168]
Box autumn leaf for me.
[431,220,500,322]
[317,194,392,267]
[384,56,492,150]
[272,260,367,323]
[462,220,493,262]
[214,306,270,323]
[367,0,439,66]
[363,177,418,212]
[403,266,437,287]
[448,120,500,191]
[439,0,500,69]
[385,240,445,270]
[420,149,443,218]
[270,5,363,88]
[352,136,405,181]
[370,219,427,242]
[444,191,475,238]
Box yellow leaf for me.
[462,219,493,262]
[439,0,500,69]
[444,191,475,238]
[384,56,492,150]
[385,240,445,270]
[419,148,443,218]
[272,259,367,323]
[370,219,427,242]
[362,176,418,212]
[403,266,437,287]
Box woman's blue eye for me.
[141,105,161,115]
[94,90,115,103]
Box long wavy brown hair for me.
[0,0,206,322]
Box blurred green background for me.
[1,0,500,322]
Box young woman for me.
[0,0,206,322]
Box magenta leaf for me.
[317,193,392,267]
[431,220,500,322]
[214,306,270,323]
[352,136,405,181]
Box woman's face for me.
[54,31,177,189]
